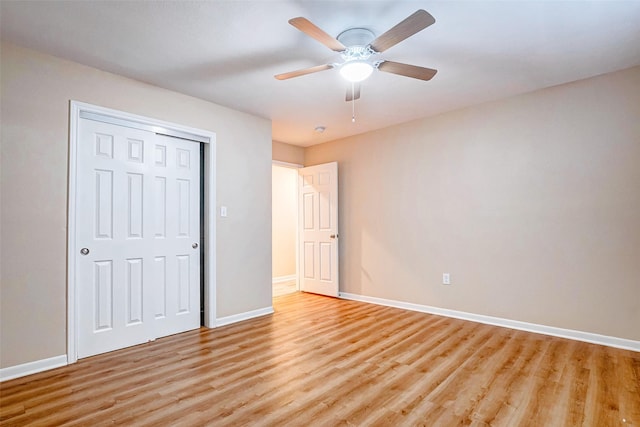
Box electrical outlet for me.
[443,273,451,285]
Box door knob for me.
[80,248,90,255]
[330,234,338,239]
[192,243,199,249]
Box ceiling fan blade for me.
[346,84,361,102]
[377,61,437,81]
[369,9,436,53]
[274,64,333,80]
[289,17,346,52]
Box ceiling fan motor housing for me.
[337,28,378,61]
[337,27,376,48]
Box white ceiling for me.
[2,1,639,147]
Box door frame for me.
[272,161,302,294]
[67,101,217,364]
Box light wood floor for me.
[1,292,639,426]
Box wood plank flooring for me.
[1,292,639,426]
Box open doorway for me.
[272,163,299,297]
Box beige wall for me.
[0,42,273,368]
[272,165,297,278]
[305,66,640,341]
[272,140,304,165]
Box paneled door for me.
[298,162,339,297]
[76,118,201,358]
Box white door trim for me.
[67,101,217,364]
[272,160,303,168]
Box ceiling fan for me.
[275,9,438,102]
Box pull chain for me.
[351,82,356,123]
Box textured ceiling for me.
[2,0,640,146]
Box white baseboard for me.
[216,306,274,327]
[272,275,296,284]
[339,292,640,352]
[0,355,68,382]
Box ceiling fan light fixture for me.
[340,60,374,82]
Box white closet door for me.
[76,119,200,358]
[151,134,201,338]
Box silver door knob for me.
[80,248,90,255]
[192,243,198,249]
[330,234,338,239]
